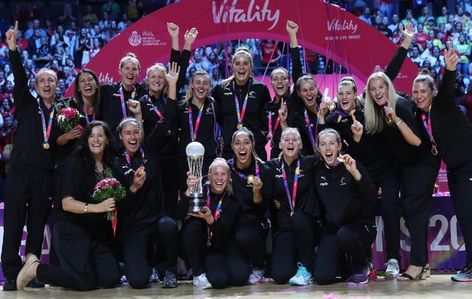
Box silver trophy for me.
[186,142,205,212]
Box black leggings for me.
[234,220,267,269]
[120,216,178,289]
[271,212,316,284]
[448,159,472,266]
[37,222,120,291]
[373,169,400,261]
[1,166,53,280]
[180,219,250,287]
[401,156,440,267]
[314,221,376,285]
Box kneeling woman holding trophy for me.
[178,157,241,289]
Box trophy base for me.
[188,193,205,213]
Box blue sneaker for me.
[289,263,312,286]
[452,265,472,282]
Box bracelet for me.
[395,118,404,126]
[83,203,88,213]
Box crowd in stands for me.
[0,0,470,176]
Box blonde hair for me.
[145,63,167,96]
[364,72,399,134]
[119,52,141,71]
[184,69,211,102]
[221,48,254,87]
[208,157,232,194]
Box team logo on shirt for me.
[319,176,328,187]
[340,177,347,186]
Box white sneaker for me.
[248,268,264,284]
[193,273,212,289]
[385,258,400,277]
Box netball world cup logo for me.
[129,31,142,47]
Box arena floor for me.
[2,275,472,298]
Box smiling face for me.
[232,132,254,166]
[119,60,140,90]
[318,132,342,167]
[271,69,290,98]
[279,130,302,161]
[297,78,318,108]
[413,81,433,112]
[88,125,108,159]
[337,84,357,113]
[36,69,57,101]
[147,66,166,94]
[232,52,252,85]
[190,74,211,101]
[119,121,142,155]
[368,77,389,107]
[78,72,98,99]
[208,163,230,194]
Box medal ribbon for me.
[281,159,300,213]
[421,111,437,151]
[189,103,204,141]
[147,95,164,120]
[304,109,318,151]
[267,111,280,141]
[231,159,260,181]
[118,84,136,119]
[233,80,252,126]
[206,188,225,221]
[37,98,55,146]
[83,105,96,124]
[124,146,145,169]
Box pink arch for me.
[70,0,418,95]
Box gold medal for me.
[290,210,294,217]
[431,146,438,156]
[247,175,255,186]
[237,123,243,129]
[43,143,50,150]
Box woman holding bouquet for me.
[15,121,121,291]
[178,158,241,289]
[113,117,179,289]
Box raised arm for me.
[287,20,303,83]
[6,21,29,110]
[384,22,415,81]
[434,45,458,109]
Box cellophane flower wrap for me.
[92,177,126,221]
[57,107,81,132]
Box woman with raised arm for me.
[265,20,303,159]
[1,21,58,291]
[140,23,197,216]
[267,127,320,286]
[411,48,472,282]
[16,121,121,291]
[313,129,376,285]
[113,118,179,289]
[212,46,271,160]
[178,158,241,289]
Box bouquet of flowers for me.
[56,107,82,132]
[92,177,126,221]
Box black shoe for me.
[26,278,44,288]
[2,278,17,291]
[161,271,177,288]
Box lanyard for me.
[206,188,225,221]
[267,111,280,141]
[83,105,95,124]
[233,80,252,128]
[304,109,318,152]
[37,98,55,149]
[231,159,260,181]
[421,111,438,155]
[281,158,300,216]
[188,102,204,141]
[118,84,136,119]
[124,147,145,168]
[147,95,165,120]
